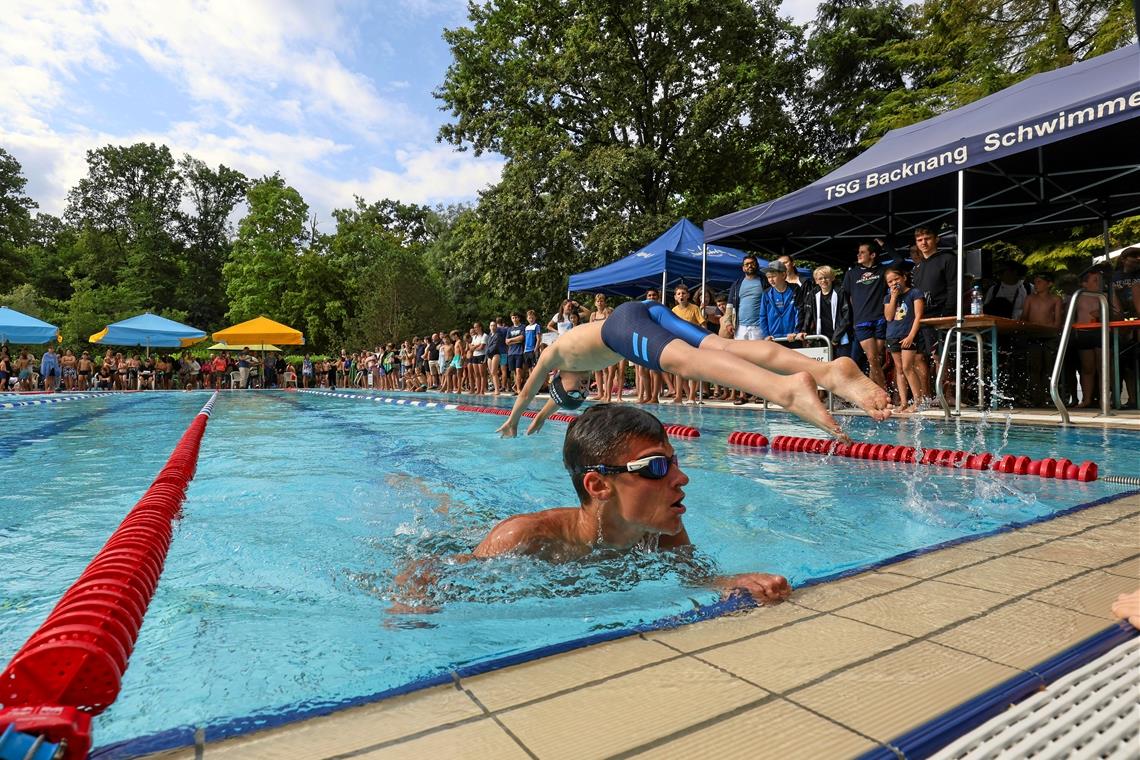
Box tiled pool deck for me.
[153,490,1139,759]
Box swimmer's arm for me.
[525,397,560,435]
[498,348,559,437]
[472,514,544,558]
[661,529,791,605]
[388,553,477,614]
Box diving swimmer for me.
[498,299,891,440]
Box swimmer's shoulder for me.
[473,508,579,558]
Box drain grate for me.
[931,636,1139,759]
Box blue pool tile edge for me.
[856,622,1140,760]
[89,487,1140,759]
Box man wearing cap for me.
[758,261,801,342]
[495,297,891,441]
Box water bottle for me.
[970,285,984,316]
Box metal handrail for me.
[935,326,986,418]
[1049,289,1111,424]
[768,334,835,413]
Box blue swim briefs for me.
[600,301,709,372]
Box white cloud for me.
[0,0,500,224]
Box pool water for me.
[0,392,1133,750]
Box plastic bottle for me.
[970,284,984,316]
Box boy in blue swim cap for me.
[497,299,891,441]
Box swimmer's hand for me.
[716,572,791,605]
[833,429,852,446]
[497,420,518,437]
[525,416,546,435]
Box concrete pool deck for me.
[152,492,1140,759]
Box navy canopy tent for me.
[704,44,1140,261]
[568,218,760,297]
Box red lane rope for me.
[761,435,1099,482]
[0,393,218,757]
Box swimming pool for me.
[0,391,1134,753]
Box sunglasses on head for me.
[578,454,678,480]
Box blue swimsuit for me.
[600,301,709,372]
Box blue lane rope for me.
[0,392,130,409]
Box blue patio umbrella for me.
[0,306,60,344]
[90,312,206,354]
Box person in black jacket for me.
[796,266,853,358]
[911,227,958,318]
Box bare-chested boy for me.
[497,299,891,442]
[1020,272,1065,405]
[1023,272,1064,329]
[392,405,791,611]
[1072,269,1106,408]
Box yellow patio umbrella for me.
[212,316,304,346]
[207,342,283,352]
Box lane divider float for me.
[749,434,1100,482]
[299,390,702,436]
[0,392,219,759]
[0,392,130,410]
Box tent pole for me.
[1103,216,1110,256]
[699,244,707,404]
[661,269,667,300]
[955,170,965,416]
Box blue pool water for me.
[0,391,1135,750]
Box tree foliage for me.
[871,0,1134,135]
[436,0,812,304]
[0,148,38,287]
[223,174,309,324]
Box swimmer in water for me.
[497,299,891,442]
[391,405,790,611]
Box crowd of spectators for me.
[4,235,1137,410]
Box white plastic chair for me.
[230,371,242,389]
[283,371,298,388]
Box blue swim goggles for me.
[578,454,678,480]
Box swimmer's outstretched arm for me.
[387,553,477,614]
[497,348,561,437]
[660,533,791,605]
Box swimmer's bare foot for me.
[1111,589,1140,630]
[777,371,850,443]
[828,357,892,421]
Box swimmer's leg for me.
[697,333,891,421]
[658,341,848,441]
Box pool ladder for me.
[1049,289,1111,425]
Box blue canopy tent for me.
[705,44,1140,416]
[89,313,206,354]
[568,218,764,298]
[0,307,60,344]
[704,44,1140,261]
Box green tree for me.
[873,0,1135,134]
[0,148,38,288]
[178,156,249,329]
[223,174,309,323]
[805,0,913,165]
[436,0,811,302]
[64,143,186,310]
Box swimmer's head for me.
[549,370,587,409]
[564,405,667,503]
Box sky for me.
[0,0,820,227]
